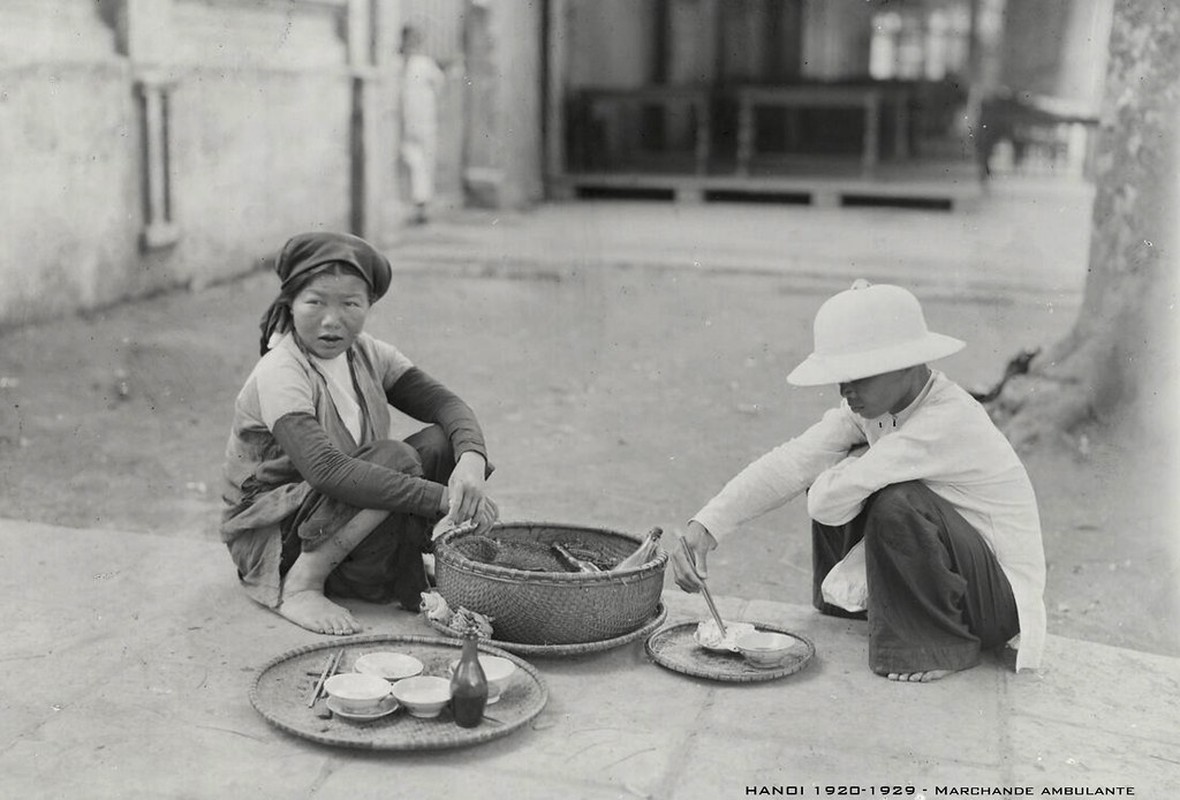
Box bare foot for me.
[277,588,361,635]
[886,669,957,683]
[277,553,362,635]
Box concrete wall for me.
[0,1,137,322]
[0,0,545,327]
[0,0,380,327]
[167,1,360,285]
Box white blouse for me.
[309,353,363,445]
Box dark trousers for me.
[280,425,454,610]
[812,481,1019,674]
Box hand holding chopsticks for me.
[307,648,344,707]
[678,537,728,639]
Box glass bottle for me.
[450,631,488,728]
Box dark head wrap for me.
[258,231,393,355]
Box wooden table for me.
[734,84,913,174]
[576,86,712,174]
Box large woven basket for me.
[433,522,667,646]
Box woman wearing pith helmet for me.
[672,281,1046,681]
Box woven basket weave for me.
[434,522,667,646]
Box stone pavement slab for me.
[1,518,1176,799]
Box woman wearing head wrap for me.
[221,231,496,635]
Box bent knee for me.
[862,482,932,546]
[409,424,452,460]
[357,439,423,475]
[865,481,927,519]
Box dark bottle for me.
[551,543,602,573]
[450,631,488,728]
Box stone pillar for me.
[348,0,380,239]
[462,0,544,210]
[347,0,402,244]
[462,0,504,207]
[372,0,403,244]
[116,0,180,250]
[545,0,571,185]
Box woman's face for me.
[290,271,372,359]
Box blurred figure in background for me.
[399,24,445,225]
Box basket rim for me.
[434,520,668,584]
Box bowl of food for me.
[391,676,452,719]
[354,652,424,681]
[735,630,798,669]
[692,619,755,652]
[447,655,517,703]
[322,673,393,715]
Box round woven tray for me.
[645,622,815,683]
[425,602,668,657]
[249,634,548,750]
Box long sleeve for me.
[807,402,978,526]
[385,367,491,473]
[272,412,444,517]
[692,407,864,541]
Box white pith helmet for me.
[786,280,965,387]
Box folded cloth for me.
[821,538,868,613]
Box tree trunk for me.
[991,0,1180,451]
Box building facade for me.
[0,0,544,327]
[545,0,1111,202]
[0,0,1108,327]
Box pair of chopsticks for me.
[679,537,727,638]
[307,649,344,707]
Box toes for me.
[884,669,956,683]
[327,615,361,636]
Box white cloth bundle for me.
[821,539,868,613]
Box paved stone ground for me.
[2,520,1177,799]
[388,177,1093,300]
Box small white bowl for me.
[735,630,797,669]
[323,673,393,715]
[391,676,452,718]
[447,655,517,703]
[354,652,424,681]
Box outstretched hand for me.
[670,521,718,593]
